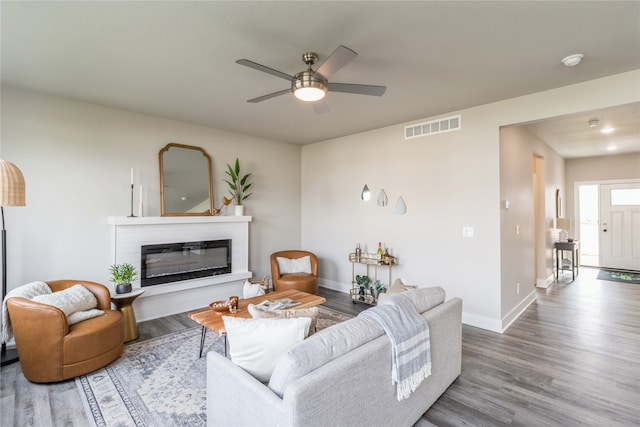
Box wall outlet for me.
[516,283,520,294]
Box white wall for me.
[301,70,640,332]
[0,87,302,291]
[499,125,565,324]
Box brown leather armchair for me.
[5,280,124,383]
[270,250,319,294]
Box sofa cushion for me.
[268,315,384,397]
[247,304,319,336]
[276,256,312,274]
[222,316,311,383]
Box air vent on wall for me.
[404,115,461,139]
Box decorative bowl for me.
[209,300,230,313]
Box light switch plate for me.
[463,226,474,238]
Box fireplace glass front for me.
[141,239,231,286]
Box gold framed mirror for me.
[159,143,214,216]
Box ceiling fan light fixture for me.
[294,86,326,102]
[292,70,327,102]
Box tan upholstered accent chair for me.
[5,280,124,383]
[270,250,319,294]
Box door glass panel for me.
[611,188,640,206]
[579,184,599,267]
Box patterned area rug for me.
[76,306,352,427]
[597,269,640,285]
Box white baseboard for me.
[318,278,351,294]
[501,291,537,332]
[462,312,503,333]
[536,274,555,288]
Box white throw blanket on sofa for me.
[361,292,432,401]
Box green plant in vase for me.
[355,275,370,301]
[372,280,386,300]
[224,158,253,216]
[109,263,137,294]
[355,275,370,289]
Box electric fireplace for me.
[141,239,231,287]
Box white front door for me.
[600,182,640,271]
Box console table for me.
[555,240,579,281]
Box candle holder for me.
[128,184,137,218]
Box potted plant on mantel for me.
[109,263,137,294]
[224,158,253,216]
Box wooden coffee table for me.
[188,289,326,357]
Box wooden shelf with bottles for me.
[348,253,397,306]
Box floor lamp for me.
[0,159,26,367]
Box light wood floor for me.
[1,267,638,426]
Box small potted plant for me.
[224,158,253,216]
[372,280,386,300]
[109,263,137,294]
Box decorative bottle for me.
[355,243,361,262]
[377,242,383,261]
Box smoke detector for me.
[562,54,584,67]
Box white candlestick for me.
[130,168,134,185]
[139,185,143,217]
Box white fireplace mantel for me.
[108,215,252,321]
[108,215,251,226]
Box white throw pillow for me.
[242,279,266,299]
[248,304,319,336]
[276,256,312,274]
[32,284,98,315]
[222,316,311,382]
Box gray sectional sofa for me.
[207,287,462,427]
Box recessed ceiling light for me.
[561,54,584,67]
[607,145,617,151]
[601,127,615,134]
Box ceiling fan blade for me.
[315,45,357,78]
[311,100,329,114]
[328,83,386,96]
[247,89,291,103]
[236,59,295,82]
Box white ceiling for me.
[2,1,639,156]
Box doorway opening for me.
[577,180,640,271]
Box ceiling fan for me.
[236,45,386,113]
